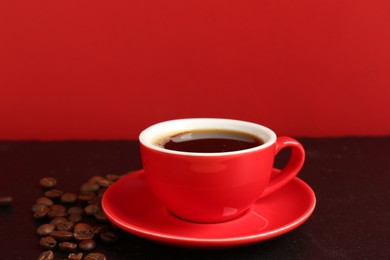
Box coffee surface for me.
[160,129,263,153]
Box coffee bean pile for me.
[33,175,123,260]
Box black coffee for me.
[160,129,263,153]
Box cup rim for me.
[139,118,277,157]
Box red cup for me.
[139,118,305,223]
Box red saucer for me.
[102,169,316,248]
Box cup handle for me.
[260,136,305,198]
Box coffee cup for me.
[139,118,305,223]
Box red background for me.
[1,0,389,140]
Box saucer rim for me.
[102,169,316,247]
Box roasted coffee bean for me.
[60,192,78,203]
[50,204,67,212]
[68,206,84,215]
[100,230,119,244]
[37,223,55,236]
[88,176,105,184]
[40,177,57,189]
[80,182,100,193]
[47,209,67,218]
[32,203,48,213]
[50,217,68,226]
[59,241,78,252]
[68,252,83,260]
[48,205,67,218]
[106,174,121,181]
[91,224,111,235]
[0,196,13,206]
[68,213,82,223]
[84,204,100,216]
[94,210,108,222]
[39,236,57,250]
[84,252,107,260]
[74,223,94,241]
[44,189,63,199]
[33,206,50,219]
[50,230,74,241]
[96,178,112,188]
[37,250,54,260]
[79,239,96,251]
[68,213,83,223]
[36,197,54,206]
[74,223,92,232]
[56,221,74,232]
[78,193,97,203]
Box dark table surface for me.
[0,138,389,260]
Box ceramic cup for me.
[139,118,305,223]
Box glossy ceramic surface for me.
[139,118,305,223]
[102,169,316,248]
